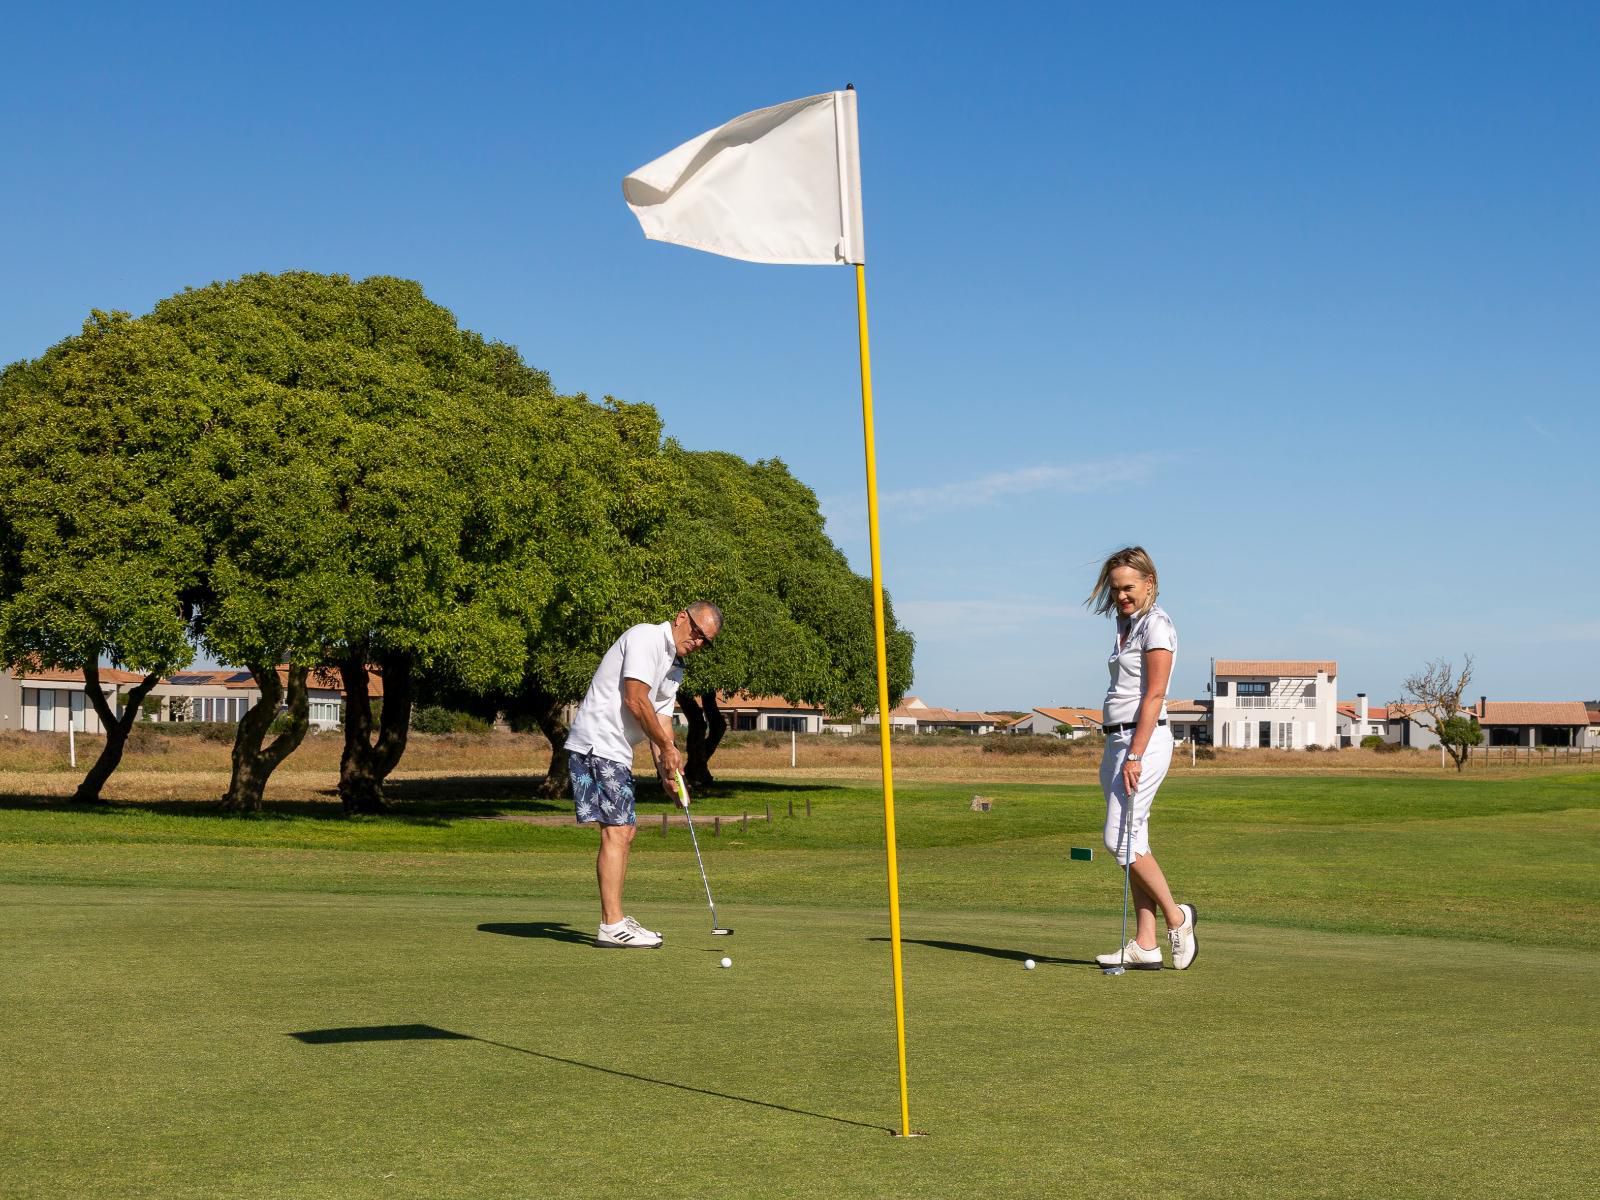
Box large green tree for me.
[425,395,682,799]
[666,450,914,786]
[0,314,202,802]
[142,273,564,812]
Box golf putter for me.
[677,772,732,936]
[1104,801,1133,977]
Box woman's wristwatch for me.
[1127,753,1143,762]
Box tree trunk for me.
[338,649,414,815]
[221,664,310,813]
[527,685,572,800]
[73,662,161,804]
[682,690,725,788]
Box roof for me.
[1337,702,1390,721]
[1031,706,1104,728]
[716,691,824,713]
[880,698,1006,724]
[1215,660,1337,678]
[1475,701,1590,725]
[1165,699,1212,715]
[9,664,150,686]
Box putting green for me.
[3,884,1596,1199]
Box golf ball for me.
[1024,959,1036,970]
[720,957,732,968]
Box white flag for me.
[623,90,864,266]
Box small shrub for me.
[1360,735,1384,750]
[1194,746,1216,761]
[1374,739,1403,754]
[412,706,490,735]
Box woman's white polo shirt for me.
[1103,605,1177,726]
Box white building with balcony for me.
[1212,660,1338,749]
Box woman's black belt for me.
[1104,720,1168,734]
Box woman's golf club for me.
[1104,794,1134,976]
[676,772,732,936]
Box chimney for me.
[1479,695,1487,720]
[1357,693,1368,726]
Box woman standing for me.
[1089,546,1198,970]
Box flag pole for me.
[854,262,912,1137]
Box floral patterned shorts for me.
[569,751,637,826]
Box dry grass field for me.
[3,726,1592,804]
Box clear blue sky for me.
[3,2,1595,711]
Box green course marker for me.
[1069,847,1093,862]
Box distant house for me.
[1469,698,1590,749]
[1007,706,1103,738]
[862,696,1007,735]
[1585,706,1600,749]
[0,665,147,735]
[1335,694,1393,747]
[712,692,826,734]
[1212,660,1339,750]
[1165,699,1212,744]
[142,665,381,732]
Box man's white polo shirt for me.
[565,621,684,767]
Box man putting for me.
[565,603,722,948]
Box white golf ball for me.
[720,957,732,968]
[1024,959,1036,970]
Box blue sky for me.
[3,2,1595,710]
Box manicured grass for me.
[2,770,1598,1197]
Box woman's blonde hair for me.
[1085,546,1159,617]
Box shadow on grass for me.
[869,936,1095,967]
[288,1024,889,1132]
[477,921,597,947]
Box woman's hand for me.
[1122,757,1142,796]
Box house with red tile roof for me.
[1467,698,1590,749]
[1006,706,1104,738]
[2,663,384,735]
[711,691,826,734]
[862,696,1008,735]
[1335,693,1393,746]
[0,665,148,736]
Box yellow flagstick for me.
[854,262,912,1137]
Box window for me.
[1304,683,1316,698]
[309,699,341,725]
[1277,722,1294,749]
[1215,681,1229,697]
[1238,682,1269,697]
[729,715,757,731]
[767,716,807,733]
[1258,720,1271,748]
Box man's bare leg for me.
[597,823,636,925]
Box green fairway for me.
[3,772,1599,1198]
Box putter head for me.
[1101,965,1126,976]
[711,927,733,936]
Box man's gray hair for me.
[687,600,723,631]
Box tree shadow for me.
[477,921,596,947]
[287,1024,889,1132]
[867,937,1094,967]
[0,779,571,825]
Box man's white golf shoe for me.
[1095,940,1163,970]
[596,915,663,949]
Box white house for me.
[713,692,826,734]
[0,666,145,735]
[1165,699,1212,744]
[1007,706,1103,738]
[148,665,379,731]
[1470,699,1590,749]
[1336,694,1394,747]
[1211,660,1338,750]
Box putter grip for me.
[675,772,690,807]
